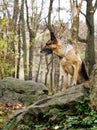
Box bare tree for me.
[25,0,43,80]
[69,0,83,49]
[20,0,27,80]
[78,0,97,74]
[35,55,42,82]
[12,0,19,52]
[44,0,60,93]
[85,0,96,74]
[53,55,60,92]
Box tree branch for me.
[80,10,92,29]
[94,0,97,13]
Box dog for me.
[41,32,89,90]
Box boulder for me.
[3,83,89,130]
[0,77,48,105]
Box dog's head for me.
[40,39,58,55]
[40,32,58,55]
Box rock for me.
[0,77,48,105]
[90,64,97,110]
[3,83,89,130]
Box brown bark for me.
[53,55,60,92]
[46,0,54,94]
[21,0,27,80]
[90,64,97,111]
[88,0,97,112]
[44,55,50,86]
[25,0,43,80]
[12,0,19,77]
[12,0,19,52]
[35,55,42,82]
[17,14,21,78]
[25,0,35,80]
[46,0,60,93]
[48,0,54,29]
[69,0,83,49]
[85,0,95,74]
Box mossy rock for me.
[0,77,47,105]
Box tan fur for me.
[45,38,82,90]
[60,49,82,90]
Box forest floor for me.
[0,103,24,129]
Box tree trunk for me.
[44,55,50,85]
[16,0,26,79]
[17,23,21,79]
[28,34,35,80]
[12,0,19,77]
[21,0,27,80]
[53,55,60,92]
[25,0,35,80]
[25,0,42,80]
[50,53,54,95]
[69,0,83,49]
[45,0,54,95]
[90,64,97,111]
[85,0,95,74]
[12,0,19,52]
[35,55,42,82]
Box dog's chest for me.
[60,58,74,75]
[54,44,73,57]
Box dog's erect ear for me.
[53,38,58,44]
[50,32,56,41]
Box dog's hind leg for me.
[62,72,68,91]
[72,63,80,86]
[68,74,72,86]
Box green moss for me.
[26,96,38,106]
[2,118,17,130]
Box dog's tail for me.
[78,60,89,83]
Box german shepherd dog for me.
[41,32,89,90]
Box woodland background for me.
[0,0,97,130]
[0,0,97,89]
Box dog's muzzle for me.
[40,47,53,55]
